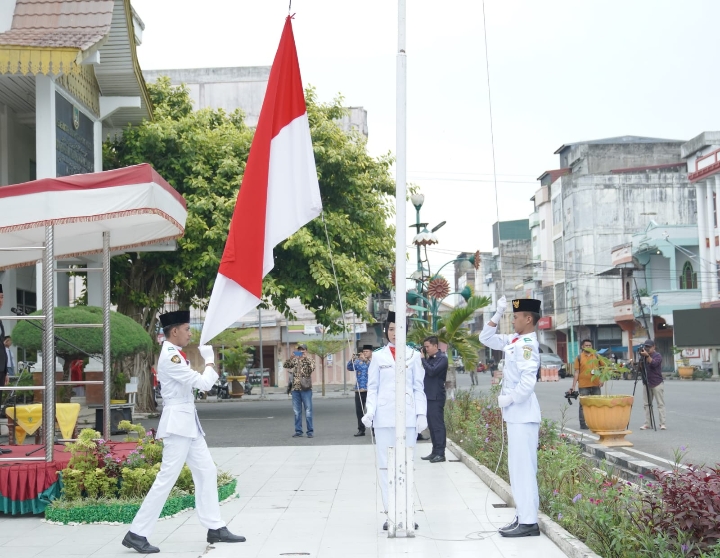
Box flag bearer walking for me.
[479,296,542,538]
[122,311,245,553]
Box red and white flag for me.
[200,17,322,344]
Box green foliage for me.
[447,389,720,557]
[104,78,395,332]
[118,420,146,440]
[118,464,160,499]
[306,339,345,358]
[410,295,490,370]
[12,307,152,361]
[175,465,195,493]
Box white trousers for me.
[506,422,539,525]
[130,434,225,538]
[374,427,416,512]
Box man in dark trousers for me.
[420,335,448,463]
[0,284,7,407]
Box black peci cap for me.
[511,298,541,314]
[0,284,3,293]
[159,310,190,329]
[362,344,373,351]
[386,311,395,323]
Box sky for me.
[132,0,720,273]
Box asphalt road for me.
[136,372,719,468]
[457,370,720,468]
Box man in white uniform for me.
[479,296,542,538]
[122,311,245,553]
[362,311,427,531]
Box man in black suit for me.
[420,335,448,463]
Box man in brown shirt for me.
[283,343,315,437]
[570,339,602,429]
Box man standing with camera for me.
[568,339,602,430]
[420,336,448,463]
[639,339,665,430]
[348,344,373,436]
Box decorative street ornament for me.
[412,227,439,246]
[391,268,396,286]
[427,277,450,300]
[473,250,481,270]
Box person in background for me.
[348,344,373,437]
[568,339,602,430]
[284,343,315,438]
[639,339,665,430]
[0,285,7,405]
[420,336,448,463]
[4,336,14,378]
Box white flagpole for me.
[390,0,411,538]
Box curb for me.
[446,438,602,558]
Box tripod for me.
[630,351,656,431]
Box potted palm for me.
[578,351,634,447]
[673,346,694,380]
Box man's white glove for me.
[492,295,507,324]
[198,345,215,365]
[498,394,513,408]
[416,414,428,433]
[361,413,374,428]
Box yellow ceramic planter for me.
[678,366,694,380]
[579,394,634,447]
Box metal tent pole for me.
[102,232,111,440]
[391,0,411,538]
[43,225,55,462]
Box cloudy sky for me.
[133,0,720,269]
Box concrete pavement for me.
[0,444,568,558]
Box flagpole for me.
[390,0,411,538]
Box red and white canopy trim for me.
[0,163,187,270]
[200,16,322,344]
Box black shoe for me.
[421,453,436,461]
[417,434,428,441]
[354,430,366,437]
[499,523,540,538]
[292,432,303,437]
[429,455,446,463]
[383,521,419,531]
[122,532,160,554]
[207,526,246,543]
[498,517,518,533]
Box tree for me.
[408,295,490,370]
[103,78,395,410]
[306,338,346,397]
[11,307,153,401]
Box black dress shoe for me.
[498,517,518,533]
[499,523,540,537]
[421,453,436,460]
[122,532,160,554]
[354,430,366,437]
[383,521,419,531]
[417,433,428,441]
[429,455,446,463]
[207,526,246,543]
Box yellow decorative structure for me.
[579,394,634,447]
[0,46,81,76]
[5,403,81,444]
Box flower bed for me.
[44,422,237,525]
[446,389,720,557]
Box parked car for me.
[540,353,568,379]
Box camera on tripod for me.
[564,389,579,405]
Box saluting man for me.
[123,311,245,554]
[362,311,427,531]
[479,296,542,538]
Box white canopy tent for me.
[0,164,187,461]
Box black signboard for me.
[56,92,94,176]
[673,308,720,347]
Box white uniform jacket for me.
[365,344,427,428]
[479,325,541,424]
[156,342,218,439]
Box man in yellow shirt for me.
[570,339,602,430]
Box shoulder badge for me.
[523,337,533,342]
[522,345,533,360]
[170,355,182,364]
[167,346,175,351]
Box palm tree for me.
[408,295,490,370]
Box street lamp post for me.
[410,193,425,296]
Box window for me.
[679,262,697,290]
[625,281,630,300]
[552,197,562,225]
[541,219,546,230]
[554,238,563,270]
[16,289,37,314]
[555,283,566,313]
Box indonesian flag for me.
[200,16,322,344]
